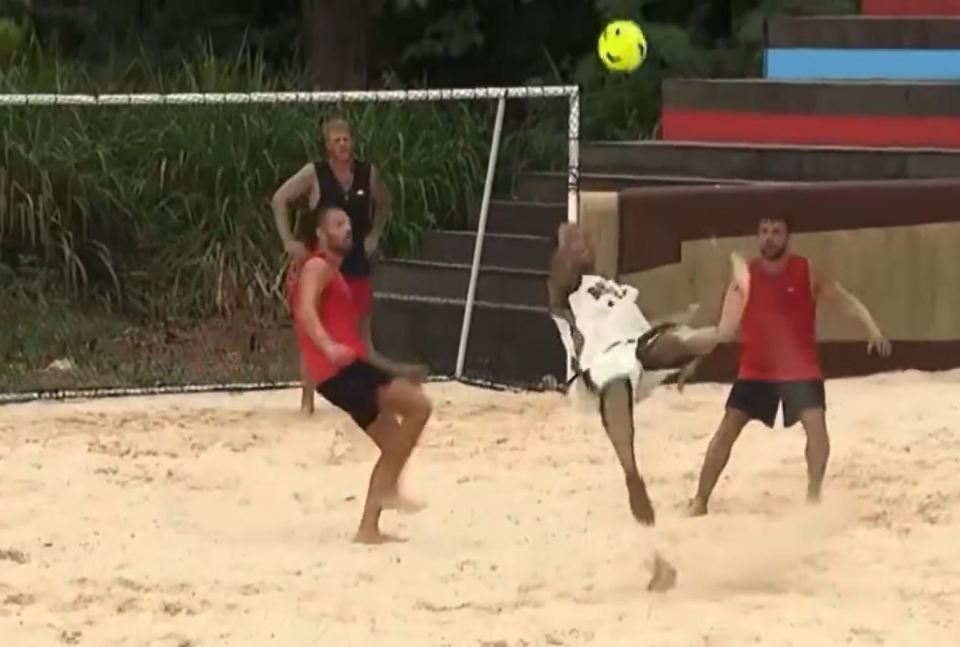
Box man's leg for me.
[689,380,777,516]
[354,377,432,544]
[598,376,655,525]
[782,380,829,503]
[644,250,748,363]
[798,408,829,503]
[689,408,750,516]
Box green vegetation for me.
[0,0,858,392]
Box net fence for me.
[1,86,579,404]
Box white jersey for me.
[551,274,674,403]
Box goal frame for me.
[0,85,580,402]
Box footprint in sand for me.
[0,548,29,564]
[4,592,36,607]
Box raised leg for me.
[599,377,655,525]
[354,379,432,544]
[689,407,750,516]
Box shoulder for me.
[313,160,330,177]
[302,256,334,278]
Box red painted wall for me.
[662,109,960,149]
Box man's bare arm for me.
[715,279,745,343]
[812,265,892,356]
[367,164,392,255]
[297,259,336,353]
[272,162,317,252]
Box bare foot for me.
[300,398,315,417]
[380,493,427,514]
[353,529,406,545]
[806,489,821,504]
[626,473,655,526]
[647,552,678,593]
[687,496,708,517]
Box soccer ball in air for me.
[597,20,647,73]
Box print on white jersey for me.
[566,275,651,370]
[551,275,679,403]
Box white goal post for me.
[0,85,580,387]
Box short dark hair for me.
[315,205,341,227]
[759,216,792,233]
[297,205,342,249]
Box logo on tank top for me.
[586,280,628,308]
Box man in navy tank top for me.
[272,118,426,415]
[689,216,892,516]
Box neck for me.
[321,248,345,267]
[328,157,352,174]
[759,253,789,272]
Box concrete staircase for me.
[373,2,960,388]
[371,201,566,387]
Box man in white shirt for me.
[547,223,746,527]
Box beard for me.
[328,237,352,255]
[761,244,786,260]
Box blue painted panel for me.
[765,49,960,80]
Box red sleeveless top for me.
[737,254,821,381]
[292,252,366,384]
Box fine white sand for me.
[1,371,958,646]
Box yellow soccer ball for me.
[597,20,647,73]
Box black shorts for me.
[726,379,826,428]
[317,360,393,430]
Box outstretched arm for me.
[272,162,317,260]
[812,266,892,357]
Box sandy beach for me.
[1,371,958,646]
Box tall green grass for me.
[1,47,569,323]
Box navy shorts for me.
[317,360,393,429]
[726,379,826,428]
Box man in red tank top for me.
[294,205,433,544]
[689,216,892,516]
[273,117,425,416]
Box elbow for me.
[271,190,287,211]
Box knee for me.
[399,388,432,423]
[414,391,433,422]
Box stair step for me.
[486,200,565,237]
[514,171,748,203]
[766,16,960,49]
[582,140,960,182]
[371,294,565,387]
[420,230,551,271]
[373,260,547,308]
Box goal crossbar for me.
[0,84,580,397]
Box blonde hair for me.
[322,117,352,142]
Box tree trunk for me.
[300,0,368,90]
